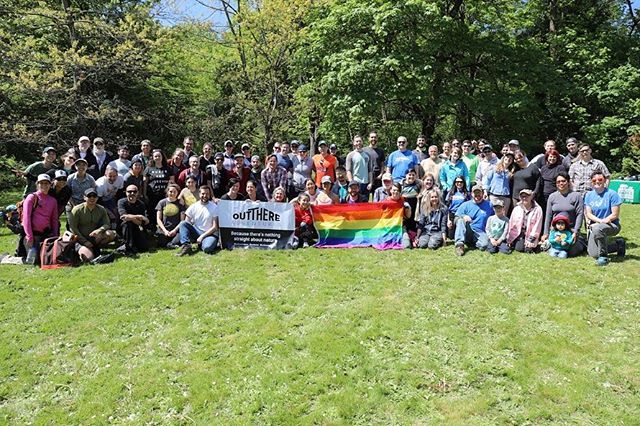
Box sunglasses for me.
[86,194,98,198]
[591,178,605,184]
[56,177,67,181]
[126,190,138,194]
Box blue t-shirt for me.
[387,150,419,183]
[456,199,494,233]
[584,188,622,225]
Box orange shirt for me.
[312,154,337,187]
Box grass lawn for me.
[1,189,639,424]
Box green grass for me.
[1,193,639,424]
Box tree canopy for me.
[1,0,639,174]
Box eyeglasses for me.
[397,142,406,145]
[126,190,138,194]
[580,149,590,153]
[215,158,223,161]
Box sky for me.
[155,0,640,27]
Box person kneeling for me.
[176,185,219,256]
[485,199,511,254]
[414,189,447,249]
[453,185,493,256]
[295,193,317,248]
[117,185,150,256]
[68,188,117,262]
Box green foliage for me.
[0,158,25,192]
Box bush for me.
[0,157,26,192]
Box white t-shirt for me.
[95,175,124,201]
[108,159,131,176]
[186,201,218,233]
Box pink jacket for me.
[506,202,543,245]
[22,191,60,242]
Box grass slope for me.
[1,195,639,424]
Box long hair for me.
[495,152,515,177]
[422,188,443,216]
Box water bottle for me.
[26,247,38,265]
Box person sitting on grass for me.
[413,188,447,250]
[453,185,493,256]
[548,214,573,259]
[295,193,317,248]
[179,175,199,207]
[584,171,625,266]
[444,176,470,240]
[116,185,150,256]
[22,174,60,264]
[155,184,185,249]
[485,199,511,254]
[68,188,117,262]
[506,188,543,253]
[176,185,219,256]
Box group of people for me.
[4,133,626,266]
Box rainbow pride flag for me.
[311,201,404,250]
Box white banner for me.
[218,200,295,249]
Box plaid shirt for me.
[569,158,610,193]
[260,166,288,199]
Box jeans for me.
[487,241,511,254]
[548,247,568,258]
[587,222,621,258]
[454,218,488,250]
[417,232,444,249]
[179,222,219,254]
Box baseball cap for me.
[234,153,244,159]
[318,140,328,147]
[508,139,520,146]
[381,173,393,182]
[492,199,504,207]
[214,152,224,160]
[78,136,90,143]
[54,170,67,179]
[84,188,98,197]
[471,184,483,193]
[348,180,359,187]
[36,173,51,183]
[519,188,533,196]
[42,146,56,154]
[224,140,234,147]
[74,158,88,165]
[321,175,332,184]
[291,140,300,146]
[298,144,307,152]
[241,143,250,150]
[330,143,337,149]
[482,144,493,152]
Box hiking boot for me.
[455,245,465,256]
[176,244,192,257]
[595,256,609,267]
[616,238,626,257]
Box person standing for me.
[386,136,419,184]
[108,144,131,177]
[22,174,60,263]
[18,146,58,198]
[312,140,338,187]
[92,137,113,179]
[569,144,610,194]
[420,145,444,188]
[345,135,373,200]
[72,136,98,178]
[131,139,152,170]
[413,134,428,162]
[363,131,385,192]
[562,137,580,170]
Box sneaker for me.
[115,244,127,254]
[595,256,609,266]
[166,243,178,249]
[176,244,191,257]
[455,245,465,256]
[616,238,626,257]
[303,241,309,248]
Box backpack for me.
[40,232,79,270]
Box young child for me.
[485,199,511,254]
[294,193,316,248]
[548,214,573,258]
